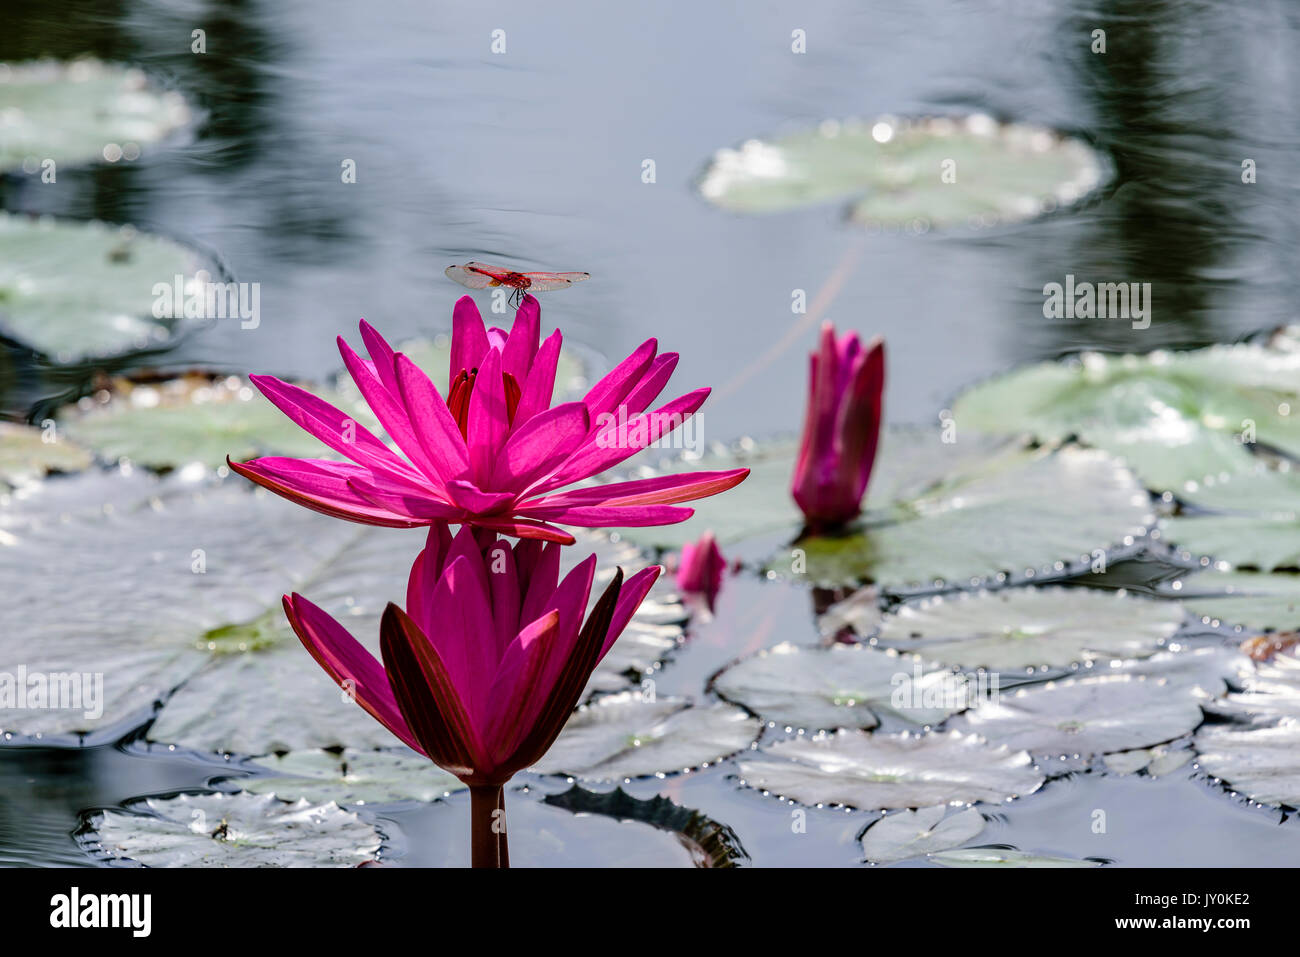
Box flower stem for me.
[470,784,508,868]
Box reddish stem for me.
[470,784,508,868]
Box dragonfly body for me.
[446,261,590,305]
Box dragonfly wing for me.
[520,271,591,291]
[445,263,498,288]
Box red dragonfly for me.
[445,261,590,306]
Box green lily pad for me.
[1168,568,1300,632]
[873,586,1184,671]
[949,670,1207,758]
[860,805,986,864]
[0,59,192,171]
[83,791,383,867]
[929,847,1103,868]
[736,730,1044,810]
[621,432,1153,591]
[1102,742,1194,777]
[0,214,206,362]
[59,375,341,470]
[1195,720,1300,807]
[710,641,975,731]
[530,693,761,781]
[235,748,464,805]
[951,345,1300,493]
[0,470,670,753]
[0,421,91,486]
[698,114,1106,229]
[1205,652,1300,724]
[1159,467,1300,571]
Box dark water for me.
[3,0,1300,866]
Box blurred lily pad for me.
[1160,468,1300,571]
[0,421,91,485]
[59,374,340,470]
[929,847,1103,868]
[874,586,1183,671]
[621,431,1153,591]
[951,345,1300,493]
[83,791,382,867]
[1204,652,1300,724]
[1102,742,1194,777]
[1168,568,1300,632]
[736,730,1044,810]
[711,641,974,731]
[698,114,1106,229]
[0,214,206,363]
[1195,720,1300,807]
[531,693,760,781]
[860,805,986,864]
[235,748,463,805]
[0,59,191,171]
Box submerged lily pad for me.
[0,421,91,485]
[0,215,206,362]
[531,693,760,781]
[698,115,1105,229]
[542,785,750,867]
[860,805,986,864]
[711,641,975,731]
[929,847,1103,868]
[1195,720,1300,807]
[951,345,1300,493]
[1169,568,1300,632]
[235,749,463,805]
[0,471,671,753]
[737,730,1044,810]
[83,791,382,867]
[621,432,1153,591]
[874,587,1184,671]
[0,59,192,171]
[949,670,1207,758]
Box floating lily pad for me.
[59,374,341,470]
[711,641,974,731]
[737,730,1044,810]
[698,115,1105,229]
[951,345,1300,493]
[818,586,884,638]
[235,749,463,805]
[874,587,1184,671]
[0,421,91,485]
[1102,742,1194,777]
[83,791,382,867]
[0,59,191,171]
[1169,568,1300,632]
[621,432,1153,591]
[1195,720,1300,807]
[1205,652,1300,724]
[0,471,669,753]
[1160,468,1300,571]
[542,785,749,867]
[530,693,760,781]
[929,847,1103,868]
[949,671,1207,758]
[860,805,986,864]
[0,214,206,362]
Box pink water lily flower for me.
[791,321,885,528]
[283,522,661,867]
[230,295,748,544]
[675,530,726,606]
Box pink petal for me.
[229,456,428,527]
[582,338,657,423]
[445,478,515,514]
[512,330,562,429]
[490,401,590,492]
[283,594,422,753]
[450,296,490,379]
[599,566,662,659]
[393,353,472,481]
[517,503,695,527]
[500,295,540,382]
[526,468,749,508]
[426,553,498,729]
[466,347,509,485]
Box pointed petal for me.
[466,348,508,484]
[526,468,749,508]
[517,503,695,527]
[284,594,422,754]
[600,565,661,658]
[501,295,540,382]
[582,339,657,423]
[513,330,562,428]
[490,401,589,492]
[379,602,486,779]
[357,319,401,396]
[393,352,472,480]
[228,456,428,527]
[450,296,490,380]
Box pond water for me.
[2,0,1300,867]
